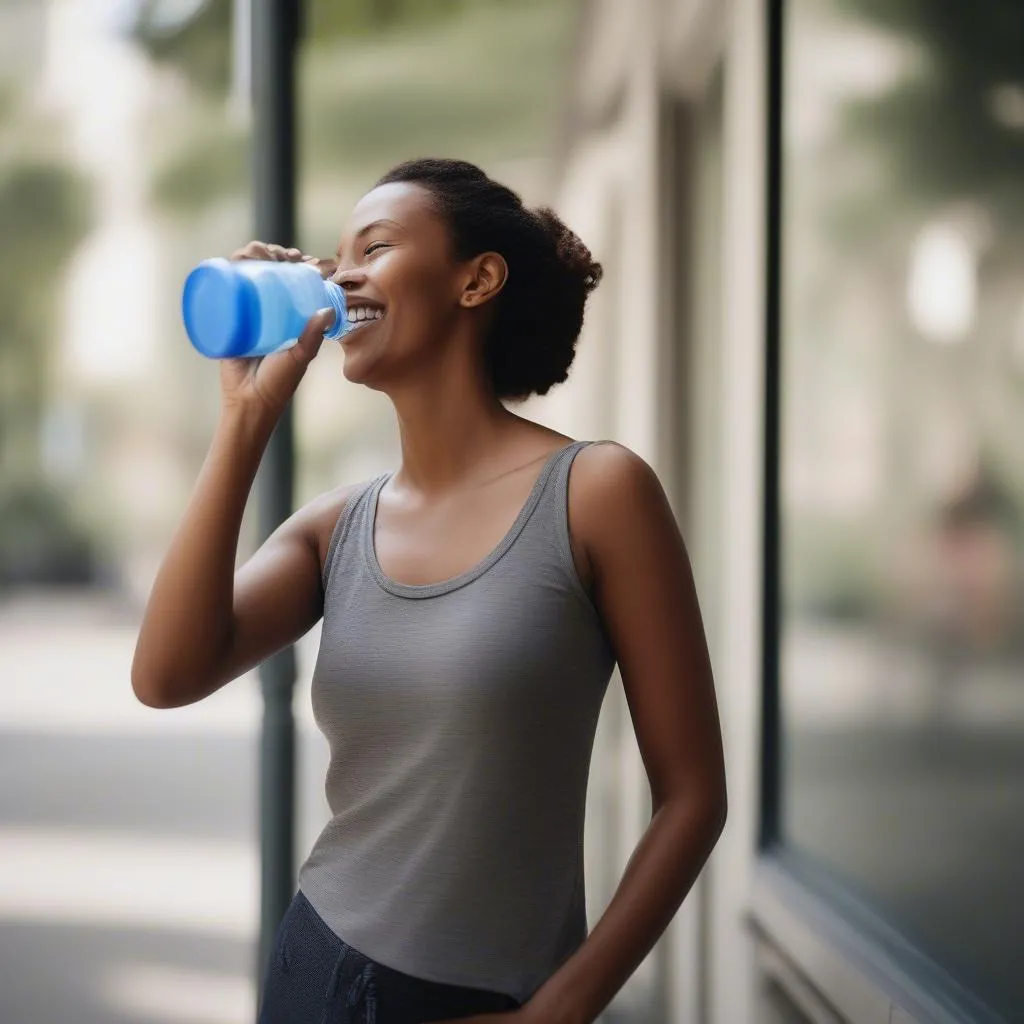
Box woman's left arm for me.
[433,442,727,1024]
[522,442,727,1024]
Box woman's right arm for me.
[131,240,341,709]
[131,408,350,709]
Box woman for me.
[132,158,726,1024]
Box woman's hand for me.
[219,241,337,421]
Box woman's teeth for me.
[347,308,384,326]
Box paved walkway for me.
[0,588,329,1024]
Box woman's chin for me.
[339,349,377,388]
[340,357,363,385]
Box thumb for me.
[291,306,335,363]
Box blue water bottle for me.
[182,257,349,358]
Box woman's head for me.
[331,158,602,402]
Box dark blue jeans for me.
[257,889,523,1023]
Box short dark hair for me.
[374,158,603,402]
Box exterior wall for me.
[706,2,769,1021]
[522,4,671,1018]
[525,1,769,1020]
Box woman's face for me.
[328,181,468,391]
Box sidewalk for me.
[0,588,329,1024]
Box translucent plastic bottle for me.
[182,257,349,359]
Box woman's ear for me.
[460,252,508,308]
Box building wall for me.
[522,5,668,1018]
[524,1,769,1020]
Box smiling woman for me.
[131,157,725,1024]
[322,159,602,406]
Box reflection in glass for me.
[778,1,1024,1019]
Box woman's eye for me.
[365,241,390,256]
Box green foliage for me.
[0,159,93,478]
[0,86,15,125]
[125,0,232,95]
[151,127,249,212]
[146,0,571,216]
[827,0,1024,230]
[302,3,570,174]
[0,481,96,586]
[0,144,95,581]
[126,0,485,97]
[306,0,468,42]
[0,161,92,265]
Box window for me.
[771,1,1024,1019]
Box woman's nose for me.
[331,265,366,288]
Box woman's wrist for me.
[206,402,280,491]
[218,400,279,448]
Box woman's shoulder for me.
[567,440,671,556]
[294,478,380,574]
[570,439,653,488]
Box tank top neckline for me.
[363,439,589,600]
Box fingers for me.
[303,255,339,280]
[230,240,271,261]
[229,241,309,262]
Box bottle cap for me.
[182,258,260,358]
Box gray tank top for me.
[298,438,616,1003]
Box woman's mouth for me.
[344,305,385,335]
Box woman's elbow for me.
[705,764,729,840]
[130,661,176,708]
[655,777,727,843]
[709,788,728,842]
[688,778,728,848]
[130,650,201,709]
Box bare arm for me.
[522,442,726,1024]
[130,408,354,708]
[131,240,341,709]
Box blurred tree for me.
[0,483,97,587]
[151,128,249,211]
[827,0,1024,233]
[124,0,470,95]
[139,0,572,217]
[0,160,92,481]
[0,113,95,584]
[783,0,1024,598]
[306,0,467,41]
[120,0,232,94]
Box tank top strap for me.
[523,439,604,555]
[322,474,386,595]
[521,437,614,617]
[533,438,615,515]
[542,439,594,502]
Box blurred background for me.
[0,1,1021,1023]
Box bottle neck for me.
[322,280,348,340]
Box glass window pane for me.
[777,1,1024,1018]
